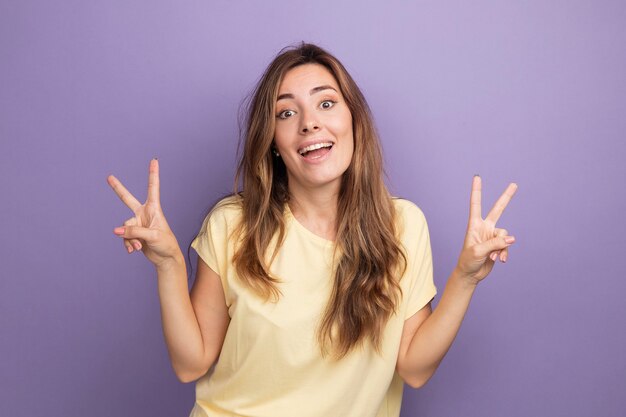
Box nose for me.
[300,110,320,134]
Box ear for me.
[271,143,280,157]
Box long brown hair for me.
[232,43,406,358]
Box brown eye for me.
[320,100,336,110]
[277,109,295,119]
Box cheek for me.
[273,126,290,152]
[336,125,355,169]
[342,117,355,159]
[327,111,353,136]
[345,135,355,164]
[339,112,354,145]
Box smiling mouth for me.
[297,142,334,157]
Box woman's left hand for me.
[456,175,518,286]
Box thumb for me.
[113,225,156,242]
[475,235,516,258]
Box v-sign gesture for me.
[107,159,183,269]
[456,175,518,285]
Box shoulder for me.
[210,194,243,220]
[198,194,243,235]
[391,198,427,229]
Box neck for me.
[287,181,340,241]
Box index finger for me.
[485,182,518,224]
[147,158,160,204]
[107,175,142,212]
[469,175,482,221]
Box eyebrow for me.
[277,85,337,101]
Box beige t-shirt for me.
[189,196,436,417]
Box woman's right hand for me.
[107,159,183,269]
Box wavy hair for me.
[232,43,406,358]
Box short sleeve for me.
[190,197,241,301]
[191,214,222,276]
[394,199,437,319]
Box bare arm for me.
[396,269,475,388]
[397,176,518,388]
[108,159,229,383]
[155,255,229,383]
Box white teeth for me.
[298,142,333,155]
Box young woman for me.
[107,43,517,417]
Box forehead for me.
[278,63,340,93]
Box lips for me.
[303,146,332,160]
[297,141,334,157]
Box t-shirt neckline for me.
[284,203,335,247]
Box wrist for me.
[452,266,481,289]
[156,252,186,273]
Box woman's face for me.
[273,63,354,194]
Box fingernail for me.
[114,227,125,235]
[504,236,515,244]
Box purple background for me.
[1,1,625,416]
